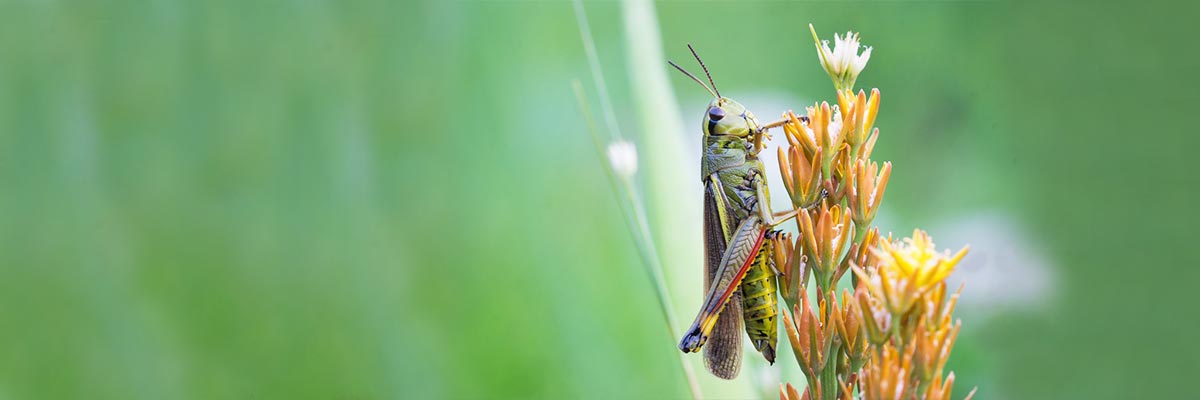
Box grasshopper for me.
[671,45,798,379]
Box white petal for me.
[820,41,836,72]
[828,119,843,141]
[802,125,817,143]
[855,47,873,74]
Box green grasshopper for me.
[671,45,799,379]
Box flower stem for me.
[822,342,841,399]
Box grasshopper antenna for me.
[687,44,721,98]
[668,60,719,99]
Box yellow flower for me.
[878,230,967,295]
[854,230,968,317]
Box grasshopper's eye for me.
[707,106,725,122]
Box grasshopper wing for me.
[679,178,767,379]
[703,180,744,379]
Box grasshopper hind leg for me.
[683,216,765,379]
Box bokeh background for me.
[0,1,1196,399]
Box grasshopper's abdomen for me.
[740,231,779,364]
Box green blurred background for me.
[0,1,1195,399]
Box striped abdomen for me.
[740,231,779,364]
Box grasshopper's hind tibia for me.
[740,230,782,364]
[679,215,766,376]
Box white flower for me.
[606,140,638,179]
[820,32,872,78]
[810,24,872,90]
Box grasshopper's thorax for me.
[700,98,770,223]
[700,97,765,182]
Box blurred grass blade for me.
[573,0,702,398]
[573,0,622,142]
[573,79,701,400]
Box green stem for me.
[821,343,841,399]
[889,315,903,353]
[848,142,863,166]
[852,222,869,247]
[916,374,931,399]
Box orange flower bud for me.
[847,159,891,227]
[836,289,868,368]
[858,343,915,400]
[780,382,804,400]
[782,290,837,378]
[778,133,824,209]
[837,88,881,160]
[855,284,891,346]
[798,204,855,292]
[782,102,845,178]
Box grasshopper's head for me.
[703,97,760,138]
[669,45,762,139]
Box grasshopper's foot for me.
[679,326,707,353]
